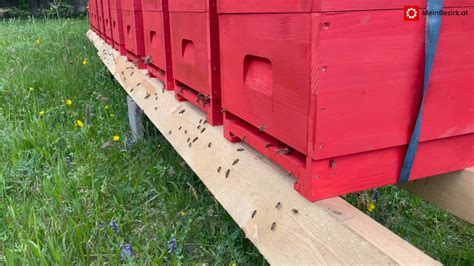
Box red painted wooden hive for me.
[121,0,146,68]
[88,0,98,33]
[169,0,222,126]
[102,0,114,44]
[110,0,126,55]
[218,1,474,201]
[142,0,174,90]
[96,0,106,39]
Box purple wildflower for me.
[109,220,119,234]
[167,237,177,253]
[372,189,380,202]
[66,155,74,169]
[120,243,134,260]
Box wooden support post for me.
[88,30,441,265]
[127,95,144,140]
[400,168,474,224]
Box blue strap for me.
[399,0,444,183]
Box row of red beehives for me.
[88,0,474,201]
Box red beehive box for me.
[102,0,114,44]
[142,0,174,90]
[121,0,146,68]
[169,0,222,125]
[110,0,126,55]
[97,0,106,39]
[88,0,97,32]
[218,1,474,201]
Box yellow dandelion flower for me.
[29,87,34,92]
[36,38,41,45]
[232,263,237,266]
[368,201,376,212]
[39,111,45,116]
[76,119,84,128]
[113,135,120,142]
[82,58,88,65]
[65,99,73,107]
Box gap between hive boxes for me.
[88,30,441,265]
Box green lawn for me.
[0,18,472,265]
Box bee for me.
[275,202,282,210]
[275,147,291,155]
[143,55,153,65]
[251,210,257,218]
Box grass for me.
[0,18,472,265]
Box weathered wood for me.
[127,95,144,139]
[87,30,440,265]
[400,168,474,224]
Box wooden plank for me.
[87,30,440,265]
[400,168,474,224]
[127,95,144,139]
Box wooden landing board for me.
[401,168,474,224]
[87,31,439,265]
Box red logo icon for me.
[404,6,420,21]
